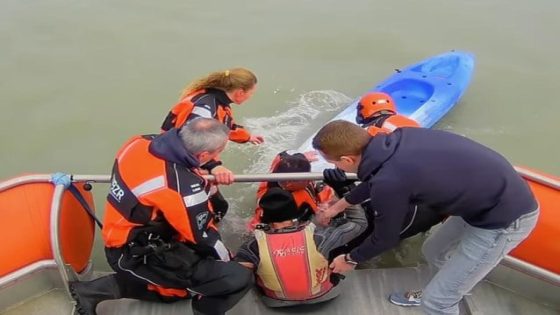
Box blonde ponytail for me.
[180,67,257,99]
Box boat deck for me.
[2,266,557,315]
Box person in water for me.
[312,120,539,315]
[248,150,339,231]
[69,118,251,315]
[236,186,367,307]
[161,67,265,222]
[356,91,419,136]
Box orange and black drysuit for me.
[161,88,252,143]
[360,113,420,136]
[355,91,420,136]
[102,129,251,314]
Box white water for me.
[217,90,353,244]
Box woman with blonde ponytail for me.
[161,67,264,145]
[160,67,264,222]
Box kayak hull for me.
[298,50,475,171]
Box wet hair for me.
[179,118,229,155]
[312,120,370,160]
[181,67,257,99]
[273,152,311,173]
[260,187,307,224]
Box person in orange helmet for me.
[356,92,419,136]
[318,92,430,236]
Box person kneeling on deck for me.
[313,120,539,315]
[356,91,419,136]
[69,118,252,315]
[235,187,367,307]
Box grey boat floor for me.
[2,266,558,315]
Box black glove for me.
[323,168,357,197]
[210,191,229,223]
[329,272,346,286]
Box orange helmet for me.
[357,92,396,123]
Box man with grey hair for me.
[70,118,251,315]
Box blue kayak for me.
[298,50,475,171]
[377,50,475,128]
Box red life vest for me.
[254,224,333,300]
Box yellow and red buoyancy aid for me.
[161,89,251,143]
[365,114,420,137]
[254,224,333,300]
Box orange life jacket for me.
[249,185,333,230]
[254,223,333,300]
[103,134,227,299]
[161,89,251,143]
[248,152,334,230]
[365,114,420,136]
[102,135,219,249]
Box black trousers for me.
[329,204,445,259]
[106,247,252,315]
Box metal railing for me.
[0,167,558,305]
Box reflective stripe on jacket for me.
[102,135,222,259]
[161,89,251,143]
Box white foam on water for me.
[219,90,352,247]
[241,90,352,175]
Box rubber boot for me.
[69,274,121,315]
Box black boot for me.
[69,274,121,315]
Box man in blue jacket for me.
[312,120,539,315]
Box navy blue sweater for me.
[349,128,537,262]
[149,128,200,168]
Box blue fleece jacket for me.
[349,128,537,262]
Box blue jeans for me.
[420,209,539,315]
